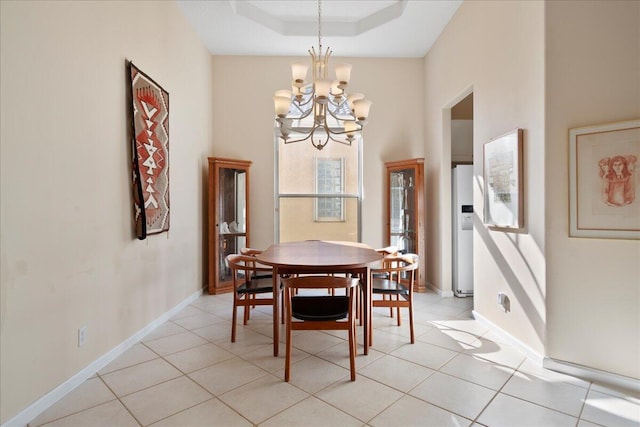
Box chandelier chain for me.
[317,0,322,51]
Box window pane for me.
[315,158,344,221]
[279,197,358,243]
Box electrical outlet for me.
[78,326,87,347]
[497,293,510,313]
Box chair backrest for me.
[373,253,419,285]
[376,245,399,256]
[240,247,263,256]
[282,276,359,322]
[226,253,272,285]
[381,253,418,268]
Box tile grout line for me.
[467,356,524,426]
[575,382,594,427]
[146,372,258,427]
[96,373,143,427]
[497,367,593,420]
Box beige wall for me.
[451,120,473,163]
[424,0,546,352]
[0,1,213,423]
[211,56,425,250]
[424,0,639,379]
[545,1,640,379]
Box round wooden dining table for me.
[256,240,383,356]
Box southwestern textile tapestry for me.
[128,62,170,239]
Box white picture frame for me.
[569,119,640,239]
[483,128,524,229]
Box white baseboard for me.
[471,310,544,365]
[426,281,454,297]
[543,357,640,394]
[3,288,203,427]
[472,311,640,393]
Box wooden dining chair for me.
[369,253,419,345]
[372,246,399,317]
[226,253,277,343]
[282,275,360,382]
[242,247,286,313]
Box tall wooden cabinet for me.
[208,157,252,294]
[385,158,426,291]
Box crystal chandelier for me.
[273,0,372,150]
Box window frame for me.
[274,136,363,243]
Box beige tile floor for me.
[29,291,640,427]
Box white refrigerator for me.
[452,165,474,297]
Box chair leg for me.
[285,292,292,382]
[369,292,374,347]
[352,315,357,356]
[396,295,401,326]
[409,298,415,344]
[348,315,356,381]
[358,287,363,322]
[231,294,238,342]
[281,288,285,324]
[243,296,250,325]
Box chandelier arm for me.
[283,134,315,145]
[324,126,362,136]
[293,91,315,108]
[283,137,306,145]
[312,132,329,150]
[294,105,314,120]
[325,107,357,122]
[281,124,321,145]
[286,98,314,120]
[326,97,345,108]
[326,133,353,146]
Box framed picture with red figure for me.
[569,119,640,239]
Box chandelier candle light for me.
[273,0,372,150]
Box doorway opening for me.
[450,92,474,297]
